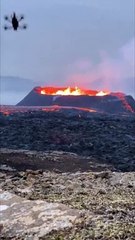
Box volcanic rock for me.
[0,110,135,172]
[1,170,135,239]
[0,189,80,239]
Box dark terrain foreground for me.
[0,109,135,239]
[0,110,135,172]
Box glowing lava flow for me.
[37,87,110,96]
[42,105,97,113]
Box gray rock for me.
[0,189,80,239]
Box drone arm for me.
[18,15,24,22]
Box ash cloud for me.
[65,38,135,97]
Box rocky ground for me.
[0,110,135,239]
[0,110,135,171]
[0,166,135,239]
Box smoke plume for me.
[65,38,135,96]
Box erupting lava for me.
[9,85,135,113]
[36,87,110,96]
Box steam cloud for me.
[65,38,135,96]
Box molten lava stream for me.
[42,105,96,113]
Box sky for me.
[0,0,135,104]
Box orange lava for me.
[35,87,110,96]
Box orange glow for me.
[3,111,9,116]
[42,105,96,113]
[35,86,110,96]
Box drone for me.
[4,12,27,31]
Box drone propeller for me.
[23,24,27,29]
[19,24,27,30]
[4,15,10,21]
[4,16,8,20]
[4,25,8,30]
[20,14,24,19]
[4,25,12,30]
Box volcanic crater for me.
[17,86,135,114]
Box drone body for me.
[11,12,19,30]
[4,12,27,31]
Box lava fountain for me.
[35,86,110,97]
